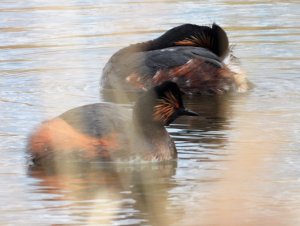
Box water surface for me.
[0,0,299,225]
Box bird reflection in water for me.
[28,161,177,225]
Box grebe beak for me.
[179,108,199,116]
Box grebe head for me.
[153,23,229,60]
[134,81,198,126]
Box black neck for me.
[132,107,175,160]
[132,91,169,145]
[129,84,180,159]
[132,90,162,131]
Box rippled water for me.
[0,0,299,225]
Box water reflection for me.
[1,0,300,225]
[28,161,177,225]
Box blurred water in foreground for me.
[0,0,299,225]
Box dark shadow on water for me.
[170,94,237,162]
[176,94,233,130]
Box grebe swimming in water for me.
[27,82,198,164]
[101,23,251,95]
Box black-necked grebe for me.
[27,82,198,164]
[101,23,251,94]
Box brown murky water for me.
[0,0,299,225]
